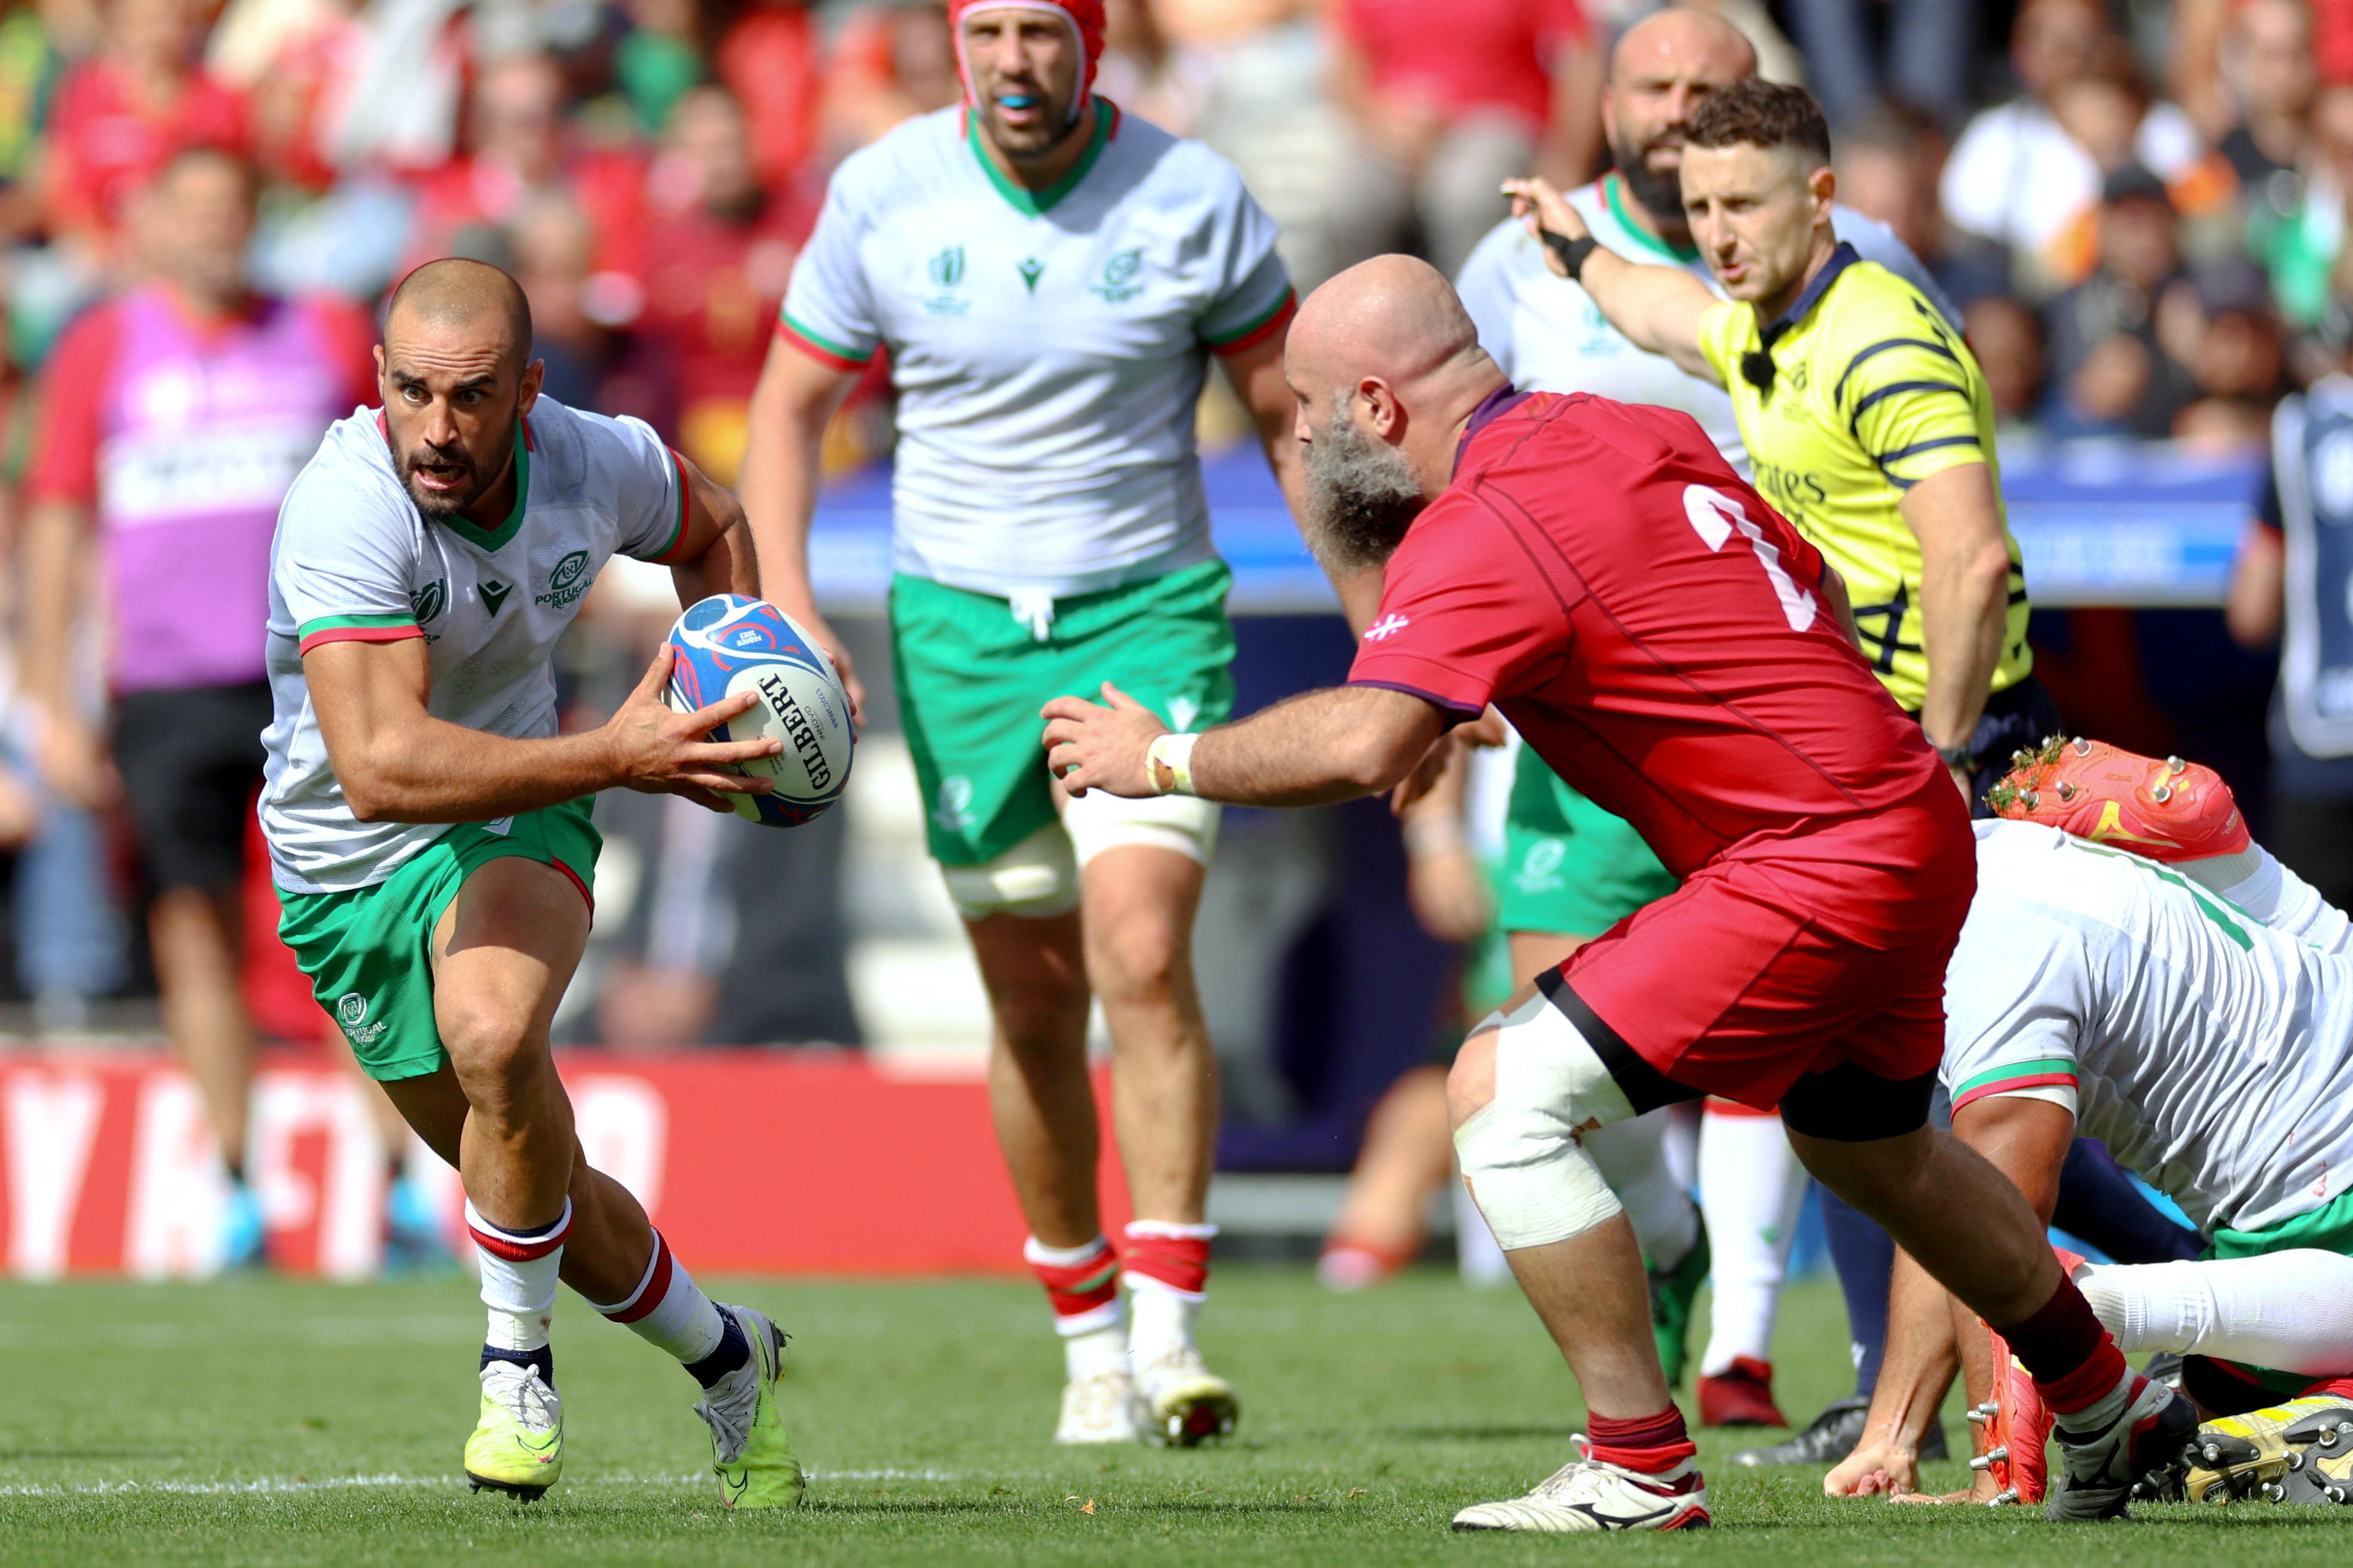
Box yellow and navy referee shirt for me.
[1696,241,2031,712]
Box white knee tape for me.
[1062,785,1220,869]
[1453,991,1636,1251]
[940,823,1081,919]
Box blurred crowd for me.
[0,0,2340,1041]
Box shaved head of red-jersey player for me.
[953,2,1104,163]
[1284,256,1506,571]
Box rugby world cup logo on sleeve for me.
[410,579,445,625]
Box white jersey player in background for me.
[739,0,1317,1445]
[264,259,803,1506]
[1446,4,1958,1451]
[1830,741,2353,1506]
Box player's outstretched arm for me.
[665,449,761,607]
[1500,176,1720,386]
[308,637,782,822]
[739,332,866,720]
[1041,682,1449,808]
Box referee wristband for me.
[1541,229,1600,281]
[1148,732,1200,797]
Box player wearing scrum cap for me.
[741,0,1315,1445]
[263,258,803,1507]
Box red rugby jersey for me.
[1347,388,1972,946]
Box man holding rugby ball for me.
[261,257,802,1507]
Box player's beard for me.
[1617,133,1688,227]
[398,424,514,521]
[1301,406,1427,575]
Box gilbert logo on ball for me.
[663,595,855,827]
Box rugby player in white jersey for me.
[739,0,1312,1445]
[264,259,802,1506]
[1445,3,1961,1449]
[1822,741,2353,1507]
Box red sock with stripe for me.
[583,1227,745,1386]
[1584,1406,1700,1477]
[1124,1220,1214,1367]
[1026,1235,1126,1380]
[1995,1277,2140,1430]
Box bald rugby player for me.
[1452,5,1964,1441]
[1043,257,2197,1533]
[263,259,801,1506]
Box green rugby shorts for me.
[889,560,1236,867]
[275,799,599,1081]
[1497,746,1678,939]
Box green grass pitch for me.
[0,1267,2338,1564]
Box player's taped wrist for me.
[1540,229,1600,281]
[1147,731,1199,797]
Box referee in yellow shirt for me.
[1505,78,2052,799]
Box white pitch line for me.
[0,1468,978,1498]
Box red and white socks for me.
[1995,1277,2143,1433]
[1025,1221,1217,1378]
[468,1197,572,1380]
[1123,1220,1213,1369]
[1583,1406,1703,1487]
[1026,1234,1128,1381]
[584,1227,751,1387]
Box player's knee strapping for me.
[1452,991,1636,1251]
[940,793,1221,921]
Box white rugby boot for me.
[1131,1346,1240,1447]
[1452,1440,1710,1533]
[1054,1368,1143,1444]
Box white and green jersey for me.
[779,101,1293,601]
[1942,820,2353,1234]
[261,396,695,895]
[1454,172,1959,475]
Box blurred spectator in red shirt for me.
[638,83,808,483]
[819,1,956,157]
[714,0,818,188]
[402,51,644,279]
[1325,0,1599,281]
[44,0,249,257]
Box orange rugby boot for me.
[1970,1324,2053,1506]
[1985,737,2249,864]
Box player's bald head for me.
[384,257,534,370]
[1610,5,1757,88]
[1285,257,1503,575]
[1288,254,1486,402]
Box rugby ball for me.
[663,595,854,827]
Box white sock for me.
[584,1228,725,1365]
[467,1197,572,1353]
[1585,1109,1699,1272]
[2200,845,2353,954]
[1064,1321,1128,1381]
[1127,1277,1201,1367]
[2052,1365,2140,1433]
[1695,1105,1808,1375]
[2080,1251,2353,1376]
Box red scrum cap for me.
[947,0,1106,116]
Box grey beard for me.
[1301,409,1427,575]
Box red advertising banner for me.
[0,1051,1131,1278]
